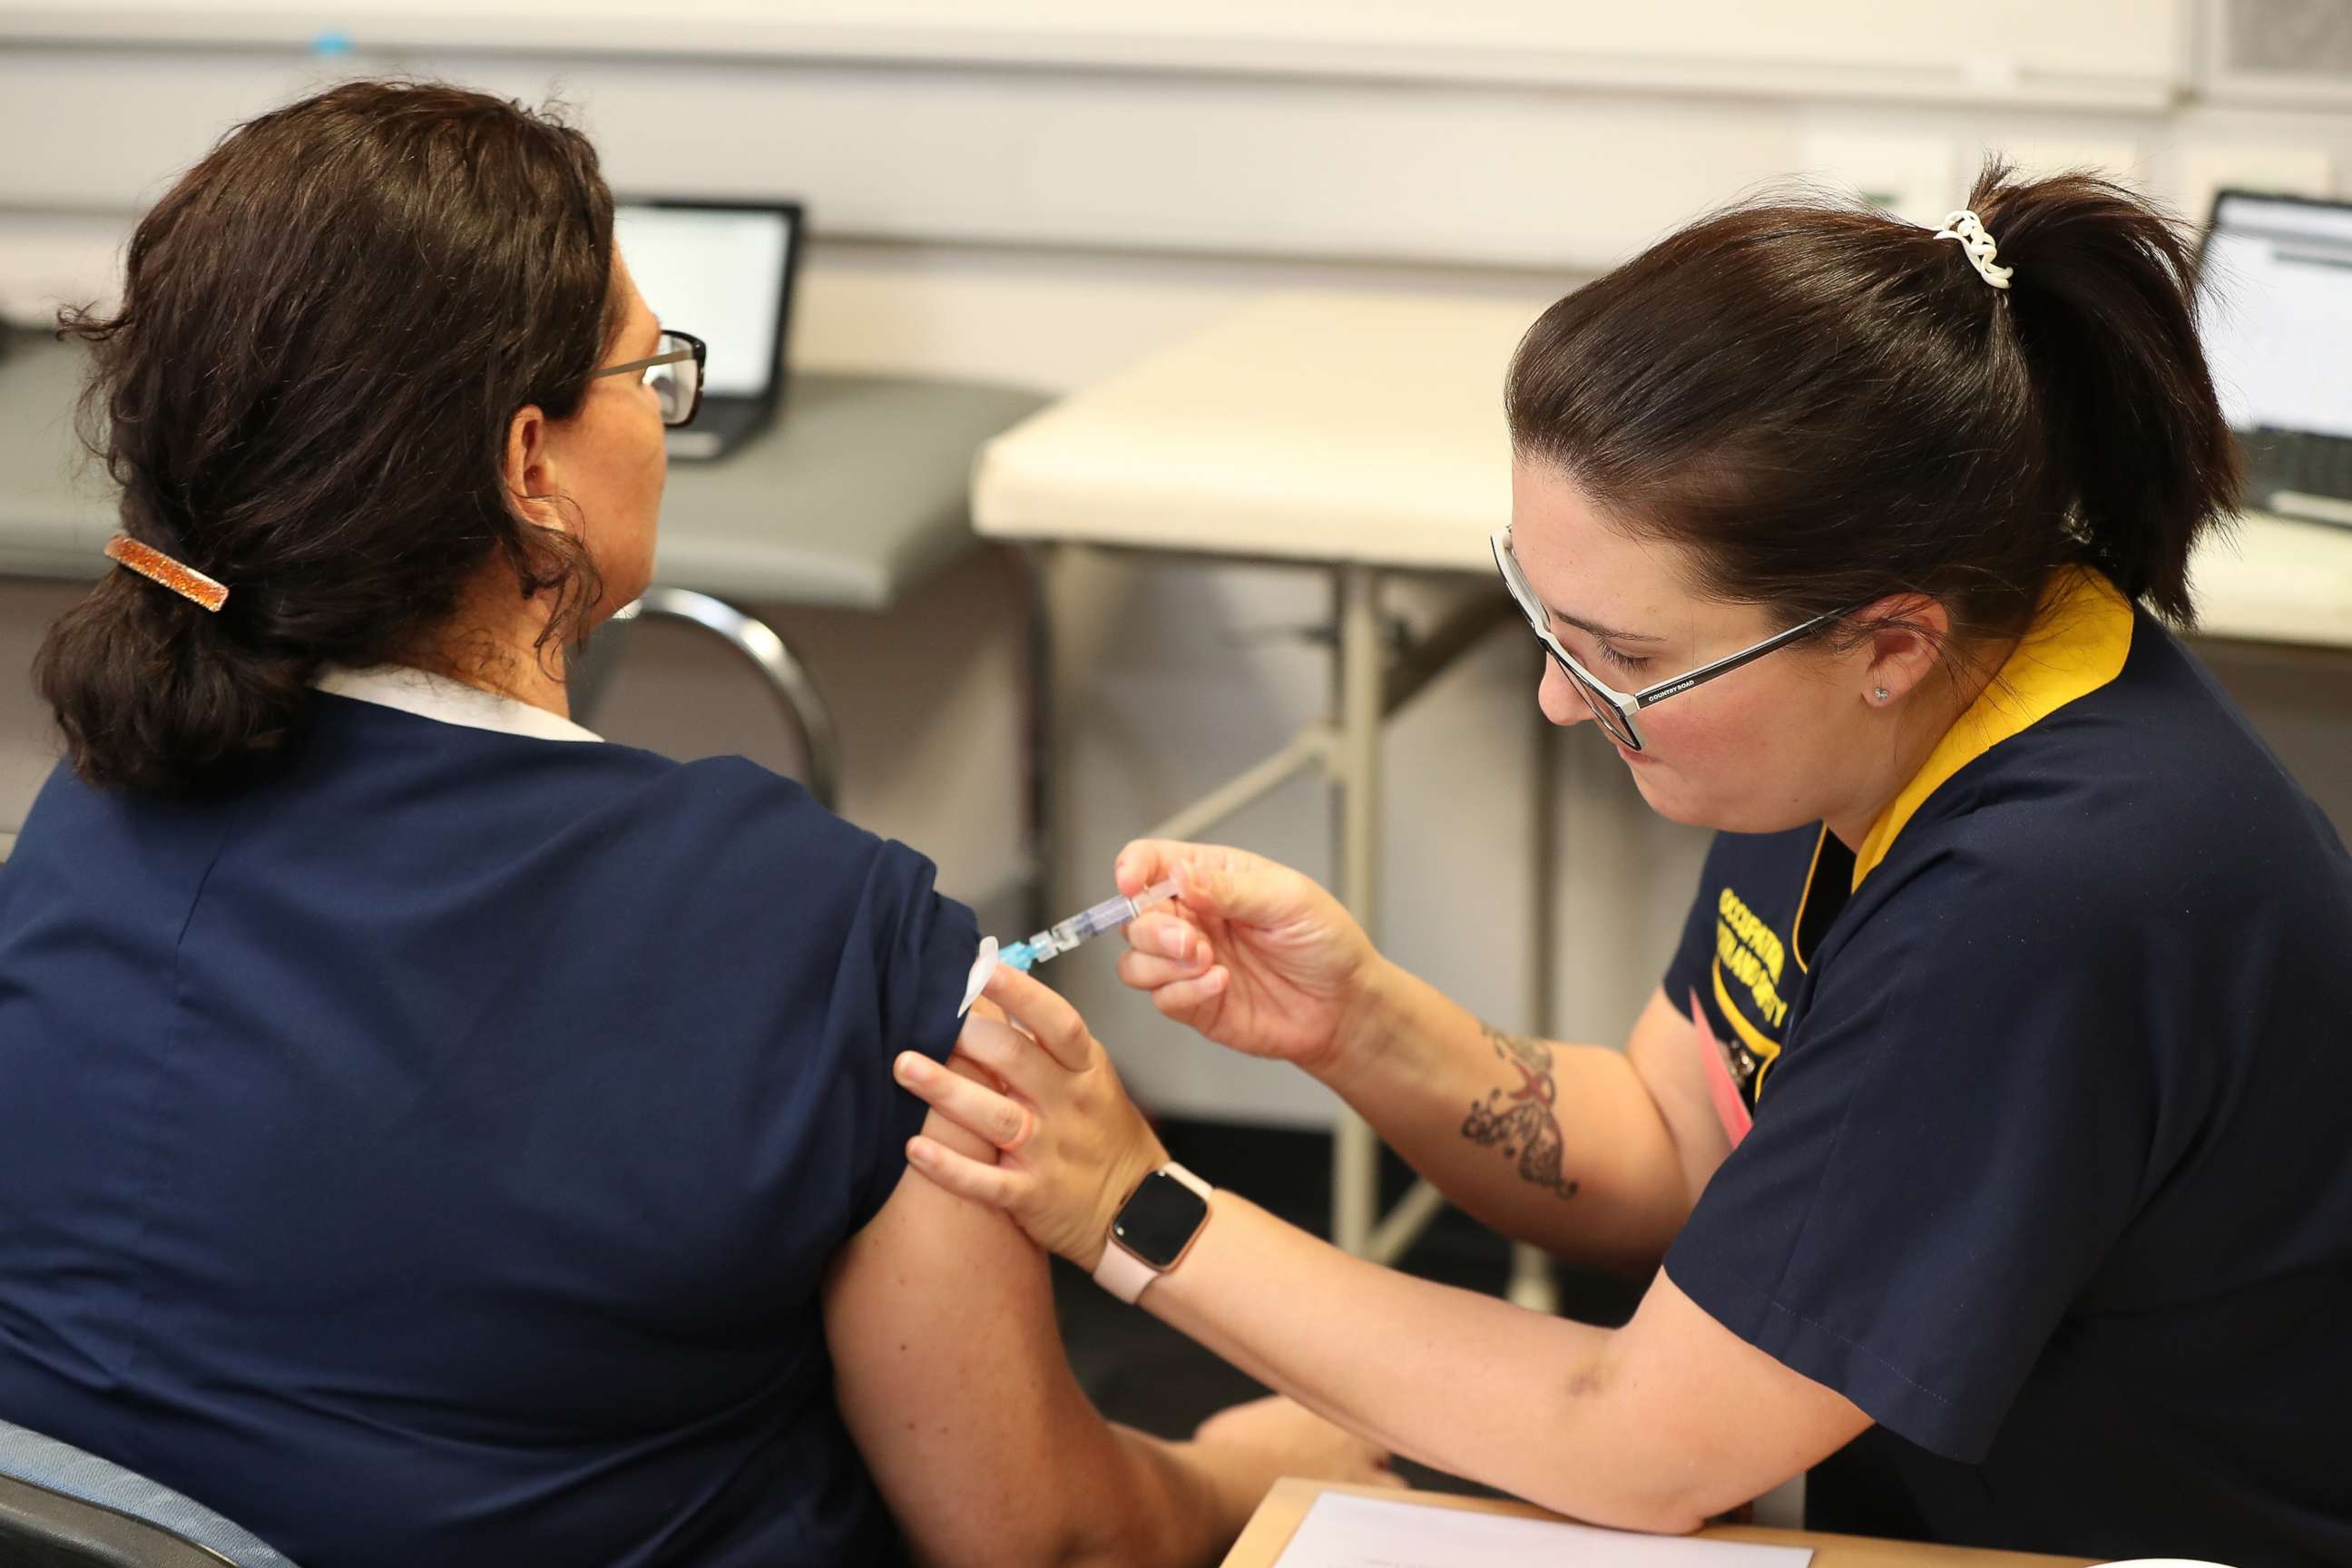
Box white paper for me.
[1273,1494,1814,1568]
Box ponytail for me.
[34,565,307,797]
[1972,162,2240,624]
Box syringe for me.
[1000,878,1181,972]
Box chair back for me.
[0,1420,297,1568]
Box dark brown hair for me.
[1505,161,2239,651]
[38,79,621,795]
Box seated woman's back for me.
[0,79,1384,1568]
[0,671,973,1564]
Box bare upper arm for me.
[1597,995,1867,1524]
[821,1052,1127,1568]
[1504,988,1712,1272]
[1624,985,1738,1222]
[1580,1269,1872,1530]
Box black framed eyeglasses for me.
[1490,524,1857,752]
[591,328,706,428]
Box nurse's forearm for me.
[1319,960,1687,1271]
[1142,1192,1701,1534]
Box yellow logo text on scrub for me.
[1714,887,1789,1031]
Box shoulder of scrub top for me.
[599,750,967,950]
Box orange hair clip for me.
[103,534,229,613]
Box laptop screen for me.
[612,202,799,402]
[2200,192,2352,441]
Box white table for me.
[974,291,2352,644]
[973,289,2352,1289]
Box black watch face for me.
[1112,1171,1208,1269]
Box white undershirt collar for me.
[311,664,603,745]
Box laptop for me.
[612,199,803,460]
[2198,190,2352,528]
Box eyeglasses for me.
[590,328,706,427]
[1490,524,1856,752]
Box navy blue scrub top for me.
[1661,573,2352,1565]
[0,666,978,1567]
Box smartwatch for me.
[1092,1163,1214,1304]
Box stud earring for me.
[1872,687,1891,703]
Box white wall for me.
[4,7,2350,1124]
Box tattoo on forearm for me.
[1460,1023,1579,1200]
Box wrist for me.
[1077,1133,1173,1274]
[1317,954,1414,1097]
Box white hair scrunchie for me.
[1933,208,2014,290]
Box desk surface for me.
[1224,1481,2098,1568]
[0,332,1044,611]
[974,290,2352,652]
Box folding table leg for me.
[1331,564,1384,1258]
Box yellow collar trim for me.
[1850,571,2133,893]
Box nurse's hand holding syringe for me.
[989,841,1387,1084]
[1108,841,1384,1079]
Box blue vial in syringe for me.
[1000,878,1181,971]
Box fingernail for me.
[907,1140,936,1165]
[896,1053,929,1083]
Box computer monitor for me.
[2199,191,2352,443]
[612,199,803,456]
